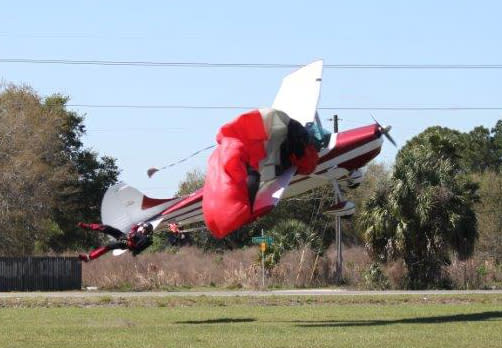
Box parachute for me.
[202,108,318,239]
[202,109,267,238]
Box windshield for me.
[306,113,331,150]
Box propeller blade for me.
[384,132,397,147]
[370,113,397,147]
[370,113,380,126]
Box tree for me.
[473,171,502,263]
[0,86,70,255]
[175,168,205,196]
[44,95,120,250]
[0,85,119,254]
[462,126,498,172]
[264,219,320,268]
[359,127,478,289]
[347,162,391,244]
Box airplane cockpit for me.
[306,112,331,150]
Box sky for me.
[2,1,502,197]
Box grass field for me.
[0,294,501,348]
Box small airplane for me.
[101,60,395,240]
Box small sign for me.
[252,236,274,245]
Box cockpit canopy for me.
[306,113,331,150]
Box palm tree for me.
[264,219,321,268]
[359,128,478,289]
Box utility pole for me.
[332,114,343,284]
[334,210,343,284]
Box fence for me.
[0,257,81,291]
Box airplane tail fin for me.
[101,182,177,232]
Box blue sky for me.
[2,1,502,197]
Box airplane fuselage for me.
[282,124,383,198]
[158,123,384,228]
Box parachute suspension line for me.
[147,144,216,178]
[308,184,330,228]
[309,184,334,284]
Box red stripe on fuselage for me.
[288,148,380,187]
[161,189,203,215]
[165,205,203,222]
[338,148,381,171]
[141,196,176,210]
[320,124,380,165]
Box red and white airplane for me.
[101,60,395,237]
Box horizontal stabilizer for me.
[101,182,177,232]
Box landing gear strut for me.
[324,179,355,217]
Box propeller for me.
[371,113,397,147]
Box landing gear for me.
[309,166,356,217]
[346,169,363,189]
[324,178,355,217]
[324,200,355,217]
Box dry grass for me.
[83,246,372,290]
[83,247,260,290]
[447,256,502,290]
[81,246,502,290]
[268,246,373,288]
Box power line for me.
[69,104,253,110]
[86,127,187,132]
[0,33,148,39]
[0,59,298,68]
[325,107,502,111]
[67,104,502,111]
[2,59,502,69]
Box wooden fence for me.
[0,257,81,291]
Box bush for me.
[363,263,390,290]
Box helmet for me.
[137,223,153,236]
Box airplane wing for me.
[101,182,180,233]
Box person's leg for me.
[106,240,128,250]
[78,223,125,239]
[79,246,110,262]
[101,226,126,240]
[79,240,127,262]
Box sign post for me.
[261,239,265,289]
[251,229,274,289]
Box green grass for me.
[0,296,501,347]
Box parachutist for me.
[77,222,154,262]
